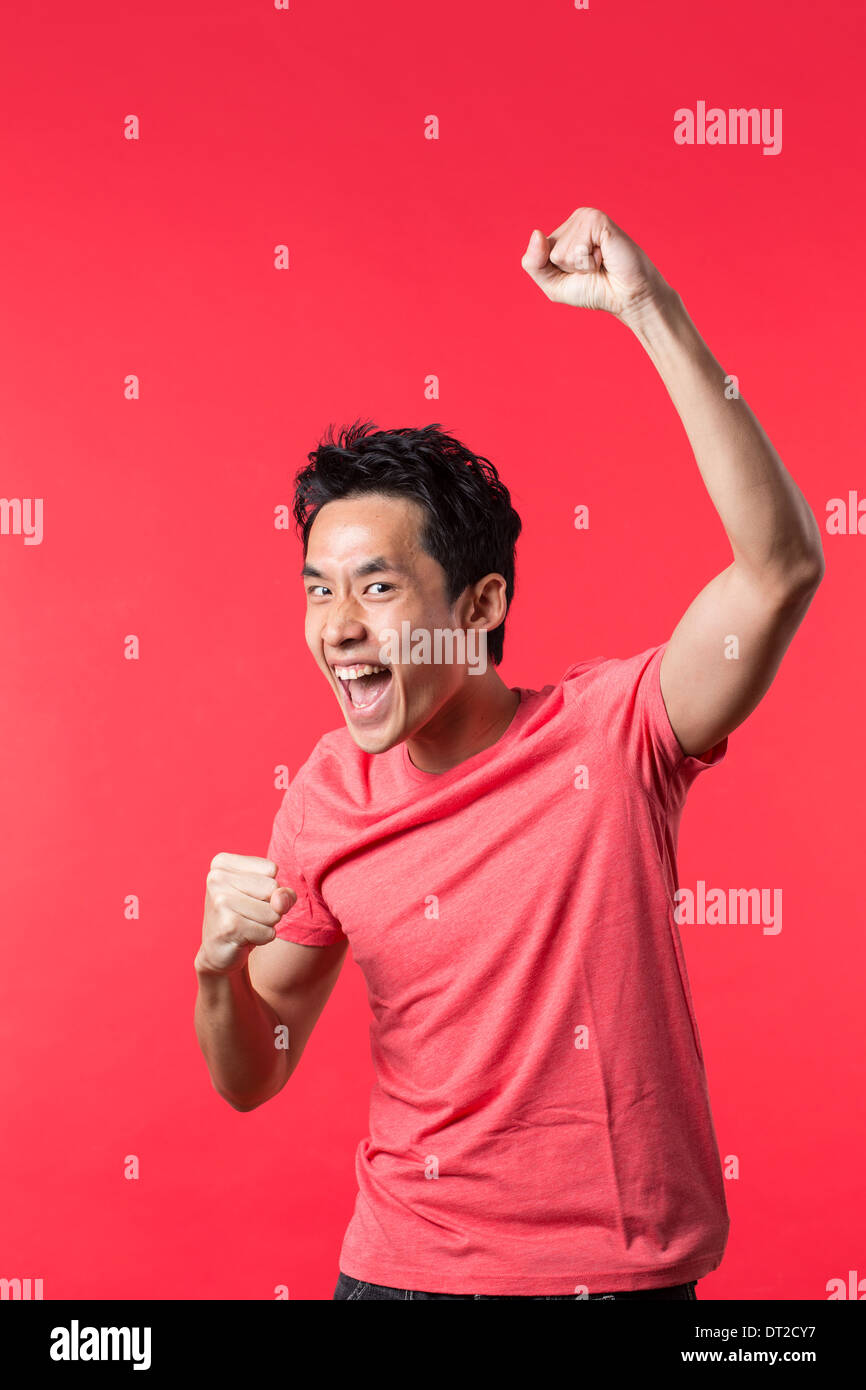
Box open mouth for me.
[332,664,394,715]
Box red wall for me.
[1,0,862,1300]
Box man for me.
[194,208,824,1300]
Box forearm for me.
[627,288,825,585]
[194,954,288,1111]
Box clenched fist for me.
[196,852,296,976]
[521,207,672,323]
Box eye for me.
[307,585,331,597]
[367,583,393,594]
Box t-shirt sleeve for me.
[565,641,728,807]
[266,763,346,948]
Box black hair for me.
[292,420,522,665]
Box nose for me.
[321,594,368,648]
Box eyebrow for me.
[300,556,409,581]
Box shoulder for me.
[314,724,370,773]
[291,725,374,800]
[561,643,666,704]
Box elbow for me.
[737,544,825,605]
[206,1055,291,1112]
[795,515,827,587]
[769,549,825,605]
[211,1077,269,1113]
[224,1094,262,1113]
[787,550,825,596]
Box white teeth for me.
[333,664,389,680]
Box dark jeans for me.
[334,1271,698,1300]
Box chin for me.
[344,723,403,755]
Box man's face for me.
[303,492,470,753]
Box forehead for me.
[305,492,428,563]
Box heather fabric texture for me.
[267,642,730,1295]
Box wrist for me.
[194,947,246,981]
[622,285,704,377]
[620,280,684,338]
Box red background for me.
[1,0,863,1300]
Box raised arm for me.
[521,206,824,758]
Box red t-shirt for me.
[267,642,730,1294]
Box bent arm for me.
[630,287,824,582]
[194,936,348,1112]
[628,289,825,756]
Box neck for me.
[405,670,521,774]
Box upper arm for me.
[248,934,349,1086]
[660,559,823,759]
